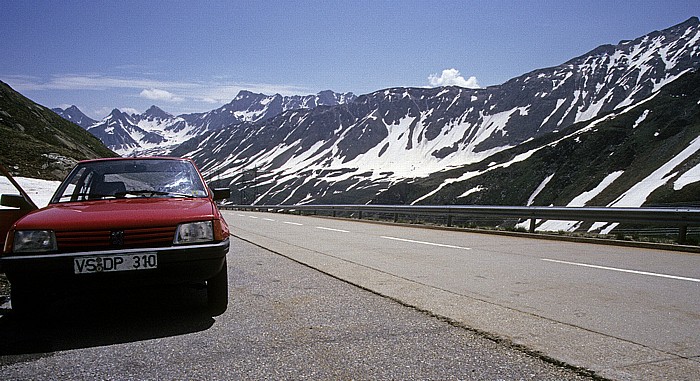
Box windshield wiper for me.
[57,192,117,201]
[116,190,193,198]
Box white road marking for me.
[263,218,276,222]
[316,226,350,233]
[381,236,471,250]
[248,215,258,219]
[283,221,304,226]
[541,258,700,283]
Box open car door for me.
[0,165,38,251]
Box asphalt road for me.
[0,236,594,380]
[225,210,700,380]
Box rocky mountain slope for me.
[52,105,96,129]
[0,81,116,180]
[173,17,700,208]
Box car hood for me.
[14,198,216,231]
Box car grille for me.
[56,226,177,251]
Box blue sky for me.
[2,1,699,119]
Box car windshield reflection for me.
[51,159,208,203]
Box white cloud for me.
[5,74,311,101]
[93,107,114,118]
[29,74,184,91]
[140,88,183,102]
[5,73,313,108]
[119,107,140,115]
[201,97,220,104]
[428,68,480,89]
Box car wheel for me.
[206,260,228,316]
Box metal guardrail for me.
[221,204,700,244]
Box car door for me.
[0,165,38,251]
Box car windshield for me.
[51,159,208,203]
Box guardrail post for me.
[447,214,453,227]
[358,211,363,220]
[394,213,398,223]
[679,225,688,244]
[529,218,536,233]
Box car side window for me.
[52,167,90,202]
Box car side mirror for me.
[212,188,230,201]
[1,194,34,209]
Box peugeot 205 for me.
[0,157,231,315]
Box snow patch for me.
[527,174,554,206]
[633,110,650,129]
[611,136,700,207]
[0,176,61,208]
[519,171,624,233]
[569,171,625,207]
[674,161,700,190]
[457,185,484,199]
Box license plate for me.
[74,253,158,274]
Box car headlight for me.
[174,221,214,244]
[13,230,57,253]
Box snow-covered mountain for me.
[180,90,356,130]
[176,17,700,208]
[384,67,700,234]
[63,90,356,157]
[85,108,171,156]
[52,105,96,129]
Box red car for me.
[0,157,231,315]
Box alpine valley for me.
[48,17,700,234]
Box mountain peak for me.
[51,104,96,129]
[234,90,266,101]
[680,16,699,26]
[105,108,136,125]
[143,105,172,120]
[109,108,124,117]
[655,16,700,39]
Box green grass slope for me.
[0,81,117,180]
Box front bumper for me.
[0,238,230,289]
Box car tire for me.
[206,260,228,316]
